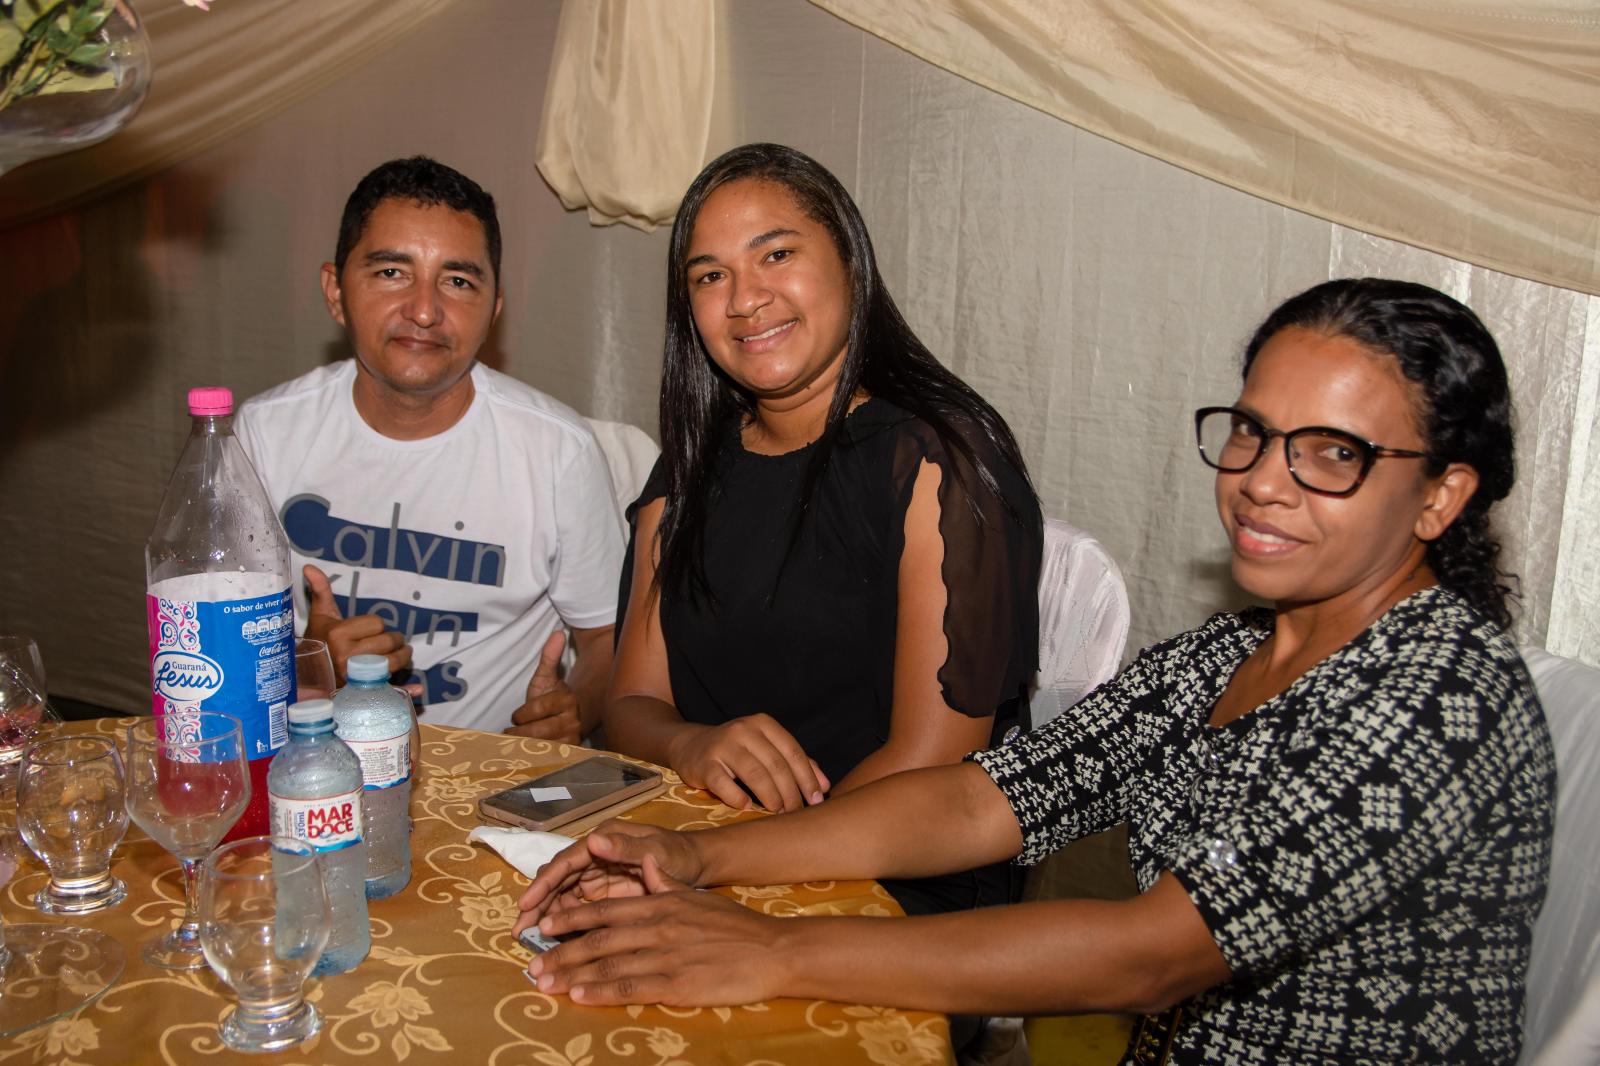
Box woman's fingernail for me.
[527,956,544,975]
[810,791,824,805]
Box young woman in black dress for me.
[601,143,1043,917]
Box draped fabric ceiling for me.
[0,0,1595,719]
[15,0,1594,295]
[529,0,1600,298]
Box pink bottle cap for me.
[187,387,234,416]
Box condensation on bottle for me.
[332,654,414,900]
[268,699,371,976]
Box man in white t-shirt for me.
[236,157,624,740]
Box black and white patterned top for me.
[971,586,1556,1064]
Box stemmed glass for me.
[0,639,61,780]
[0,636,47,697]
[0,822,123,1037]
[124,712,249,969]
[295,639,337,701]
[200,836,329,1052]
[16,735,129,915]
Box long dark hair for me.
[1243,278,1518,629]
[655,143,1030,601]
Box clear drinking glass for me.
[200,836,329,1052]
[17,735,128,914]
[295,639,337,701]
[124,712,250,969]
[0,641,61,773]
[0,823,124,1037]
[0,636,46,695]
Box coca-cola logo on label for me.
[152,651,225,702]
[306,801,357,840]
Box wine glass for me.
[295,639,337,701]
[0,823,124,1037]
[17,735,128,914]
[0,636,46,695]
[124,712,249,969]
[200,836,329,1052]
[0,643,61,776]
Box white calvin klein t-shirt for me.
[236,360,624,732]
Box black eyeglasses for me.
[1194,406,1432,497]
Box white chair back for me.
[1522,646,1600,1065]
[1029,518,1130,728]
[583,418,660,523]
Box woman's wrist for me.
[688,825,729,886]
[767,912,813,999]
[767,916,847,1003]
[662,720,709,773]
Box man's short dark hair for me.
[334,156,502,286]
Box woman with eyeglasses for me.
[514,278,1555,1065]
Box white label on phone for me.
[344,732,411,790]
[528,787,572,802]
[270,789,363,852]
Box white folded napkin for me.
[467,825,574,879]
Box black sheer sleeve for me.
[885,416,1043,720]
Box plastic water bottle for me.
[268,699,370,976]
[331,654,414,900]
[146,386,295,840]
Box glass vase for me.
[0,1,153,176]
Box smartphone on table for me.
[477,755,664,833]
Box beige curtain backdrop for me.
[534,0,715,231]
[542,0,1600,296]
[0,1,1594,721]
[808,0,1600,296]
[0,0,453,227]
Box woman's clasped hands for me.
[512,822,790,1007]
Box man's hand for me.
[506,631,581,744]
[302,564,412,684]
[667,715,830,814]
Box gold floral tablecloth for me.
[0,721,952,1066]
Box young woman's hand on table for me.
[665,716,831,813]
